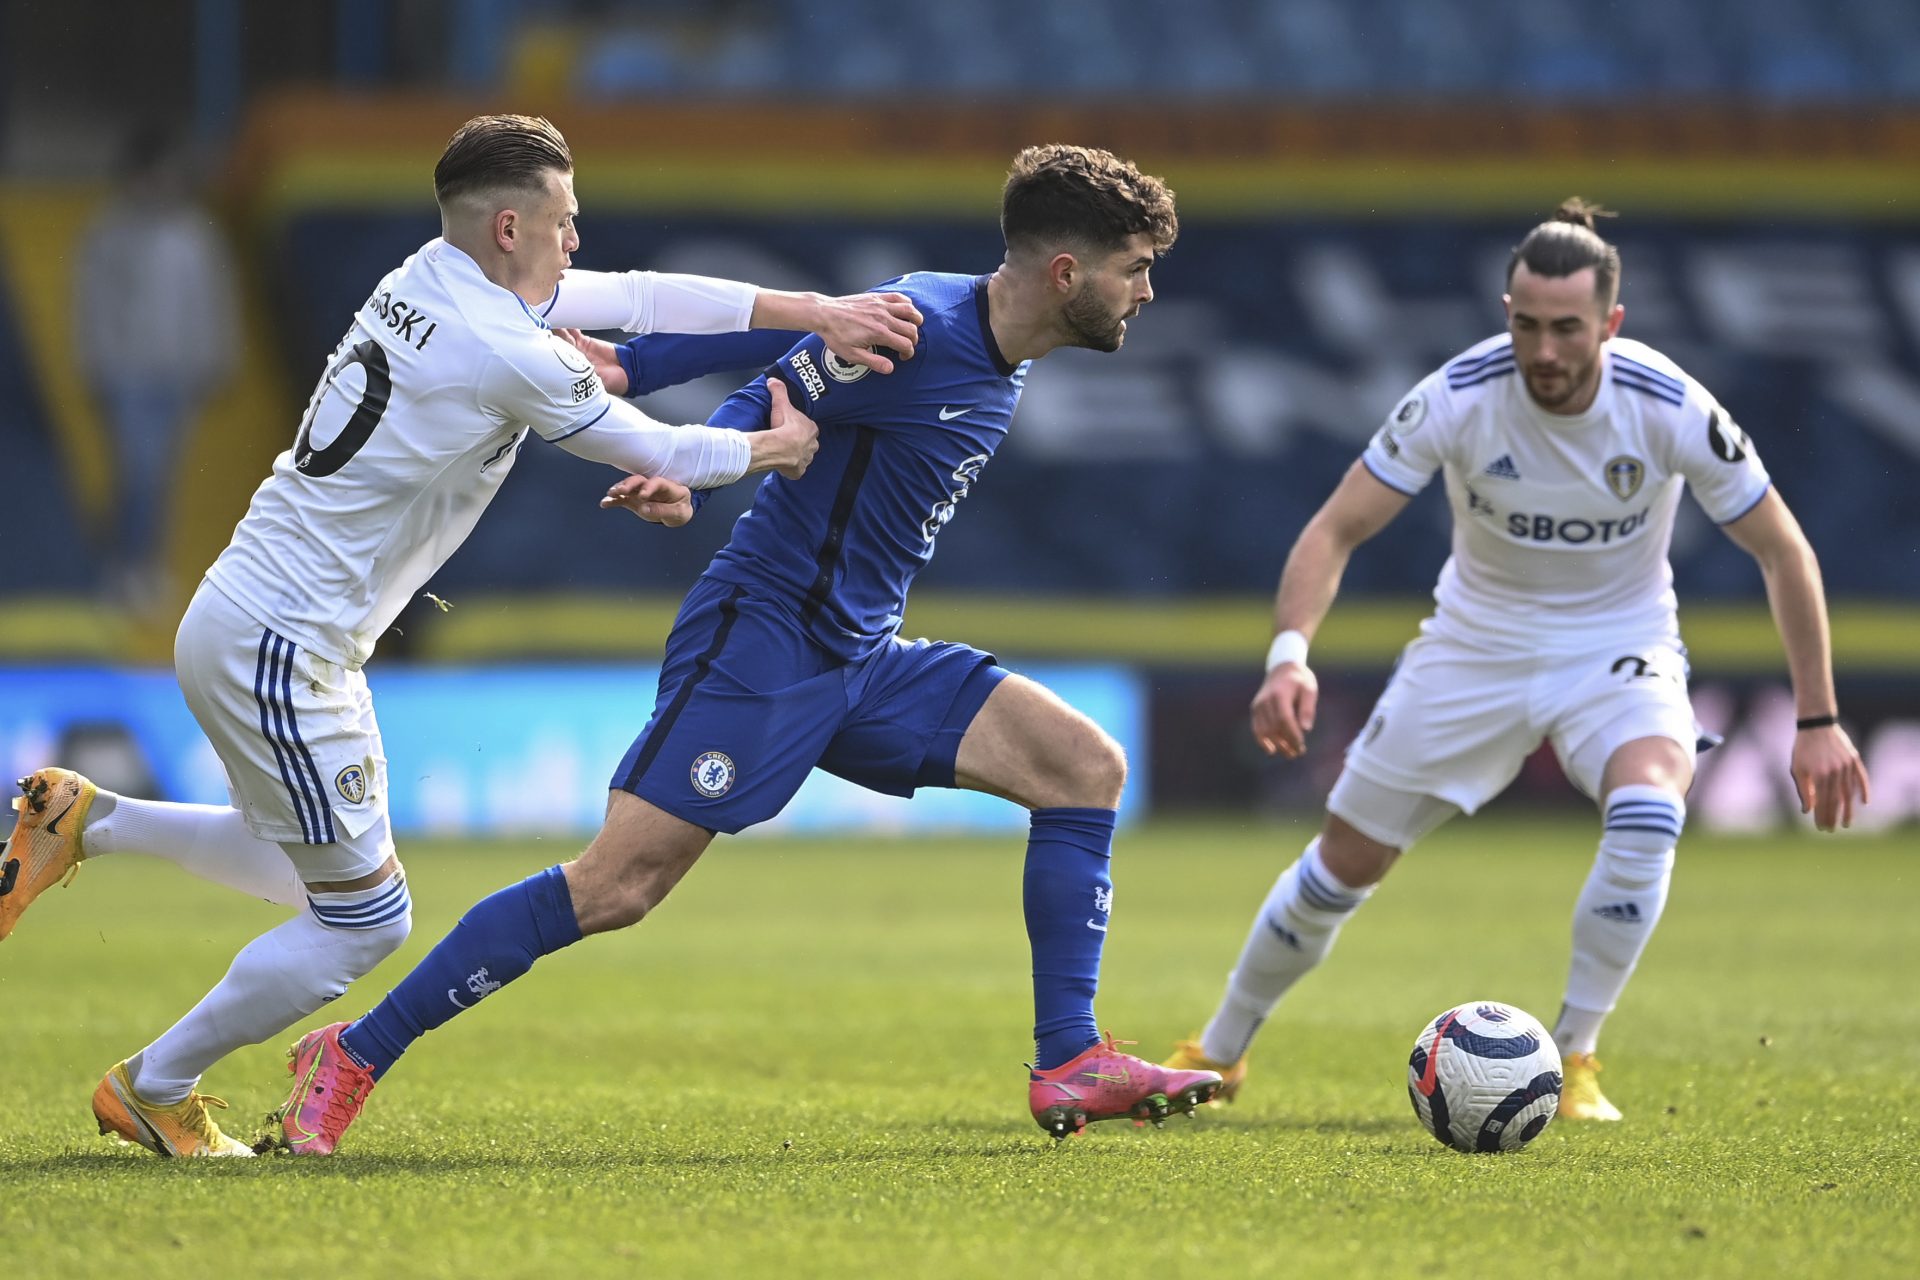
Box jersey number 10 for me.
[294,339,393,477]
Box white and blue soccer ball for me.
[1407,1001,1562,1153]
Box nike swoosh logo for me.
[44,800,76,837]
[1082,1069,1130,1085]
[448,988,475,1009]
[1415,1010,1459,1098]
[938,406,971,421]
[1085,918,1108,932]
[113,1073,178,1155]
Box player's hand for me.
[1790,724,1871,831]
[748,378,820,479]
[813,292,922,374]
[558,328,628,396]
[600,474,695,526]
[1251,663,1318,759]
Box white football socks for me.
[1200,838,1373,1065]
[1557,784,1682,1056]
[130,873,412,1103]
[83,794,304,907]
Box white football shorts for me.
[173,580,393,880]
[1329,630,1700,849]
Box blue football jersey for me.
[699,273,1028,660]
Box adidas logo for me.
[1591,902,1644,923]
[1264,917,1303,950]
[1482,454,1521,480]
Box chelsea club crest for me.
[1604,455,1645,502]
[690,751,737,798]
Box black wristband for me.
[1795,715,1839,731]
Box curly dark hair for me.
[1001,144,1178,258]
[434,114,573,209]
[1507,197,1621,306]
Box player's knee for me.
[310,870,412,979]
[315,902,411,981]
[564,849,681,934]
[1058,727,1127,808]
[1318,815,1398,887]
[590,879,658,931]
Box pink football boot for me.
[1028,1032,1223,1140]
[271,1022,376,1155]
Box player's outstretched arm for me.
[749,290,923,374]
[1252,461,1410,759]
[598,376,816,528]
[1719,489,1871,830]
[540,269,757,333]
[541,271,921,374]
[553,395,756,490]
[557,327,802,398]
[741,379,817,477]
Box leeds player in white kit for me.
[0,115,921,1156]
[1165,201,1869,1121]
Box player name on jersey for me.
[365,289,438,351]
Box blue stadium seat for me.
[539,0,1916,101]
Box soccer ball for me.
[1406,1001,1562,1153]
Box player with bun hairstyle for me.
[1165,198,1868,1122]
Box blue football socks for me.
[340,865,582,1080]
[1024,807,1117,1071]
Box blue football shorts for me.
[611,575,1006,833]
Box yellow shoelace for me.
[181,1092,233,1146]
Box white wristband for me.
[1264,630,1309,673]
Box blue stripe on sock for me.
[1294,880,1345,912]
[1606,801,1681,818]
[312,896,413,930]
[310,877,409,916]
[1297,862,1360,912]
[310,879,412,928]
[1606,801,1681,823]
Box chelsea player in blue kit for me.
[274,145,1223,1150]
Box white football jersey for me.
[206,239,645,668]
[1362,334,1770,650]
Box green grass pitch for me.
[2,817,1914,1278]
